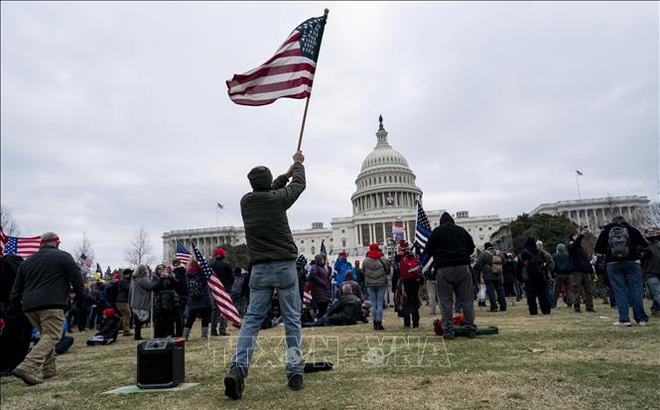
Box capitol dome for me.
[351,116,423,216]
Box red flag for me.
[191,243,241,326]
[226,14,328,106]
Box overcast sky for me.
[2,1,658,269]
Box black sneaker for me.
[224,368,244,400]
[287,374,304,391]
[465,329,477,339]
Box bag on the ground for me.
[608,225,630,258]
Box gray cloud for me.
[1,1,657,268]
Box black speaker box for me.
[137,338,185,389]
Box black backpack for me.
[608,225,631,258]
[525,251,546,280]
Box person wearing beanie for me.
[473,242,507,313]
[552,244,572,308]
[225,150,306,399]
[333,250,353,297]
[210,247,234,337]
[9,232,84,385]
[86,308,120,346]
[362,243,391,331]
[424,212,477,340]
[595,216,650,326]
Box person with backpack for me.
[641,228,660,317]
[552,244,572,308]
[517,237,551,315]
[393,242,421,328]
[536,241,556,309]
[473,243,506,313]
[362,242,391,331]
[152,264,180,338]
[182,258,213,340]
[595,216,649,326]
[568,227,596,314]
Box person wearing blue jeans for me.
[367,287,387,327]
[595,215,650,326]
[224,151,306,400]
[641,228,660,316]
[362,242,391,331]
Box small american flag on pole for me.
[0,227,40,258]
[226,13,328,106]
[175,242,192,266]
[576,169,584,176]
[79,253,93,268]
[413,201,432,256]
[191,242,241,326]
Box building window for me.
[311,246,316,255]
[311,239,315,243]
[301,240,304,243]
[341,229,345,234]
[488,227,492,231]
[479,227,483,231]
[342,239,346,247]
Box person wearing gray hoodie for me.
[552,243,571,308]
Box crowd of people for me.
[1,149,657,399]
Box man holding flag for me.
[224,150,306,399]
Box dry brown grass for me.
[2,301,659,410]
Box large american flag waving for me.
[191,242,241,326]
[0,226,40,258]
[226,13,328,106]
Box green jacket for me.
[241,162,306,265]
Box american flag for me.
[191,242,241,326]
[175,242,192,266]
[413,201,432,256]
[226,13,328,106]
[0,227,40,258]
[576,169,584,176]
[80,253,93,268]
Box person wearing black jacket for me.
[302,284,362,327]
[116,269,133,336]
[424,212,476,340]
[568,227,595,313]
[171,259,188,337]
[595,216,649,326]
[152,264,180,338]
[9,232,84,385]
[0,253,32,377]
[210,247,234,336]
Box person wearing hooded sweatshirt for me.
[641,228,660,317]
[568,227,595,313]
[224,151,306,400]
[424,212,476,339]
[309,253,331,318]
[362,243,391,331]
[517,237,551,315]
[595,216,649,326]
[552,243,572,308]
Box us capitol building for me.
[163,117,650,261]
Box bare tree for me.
[125,226,156,267]
[73,232,95,262]
[633,200,660,229]
[1,204,20,235]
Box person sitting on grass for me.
[303,284,363,327]
[86,308,120,346]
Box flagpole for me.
[295,8,329,152]
[576,173,581,200]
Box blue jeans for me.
[607,261,648,323]
[646,275,660,314]
[485,280,507,310]
[230,260,303,378]
[367,286,387,322]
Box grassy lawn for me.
[1,301,659,410]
